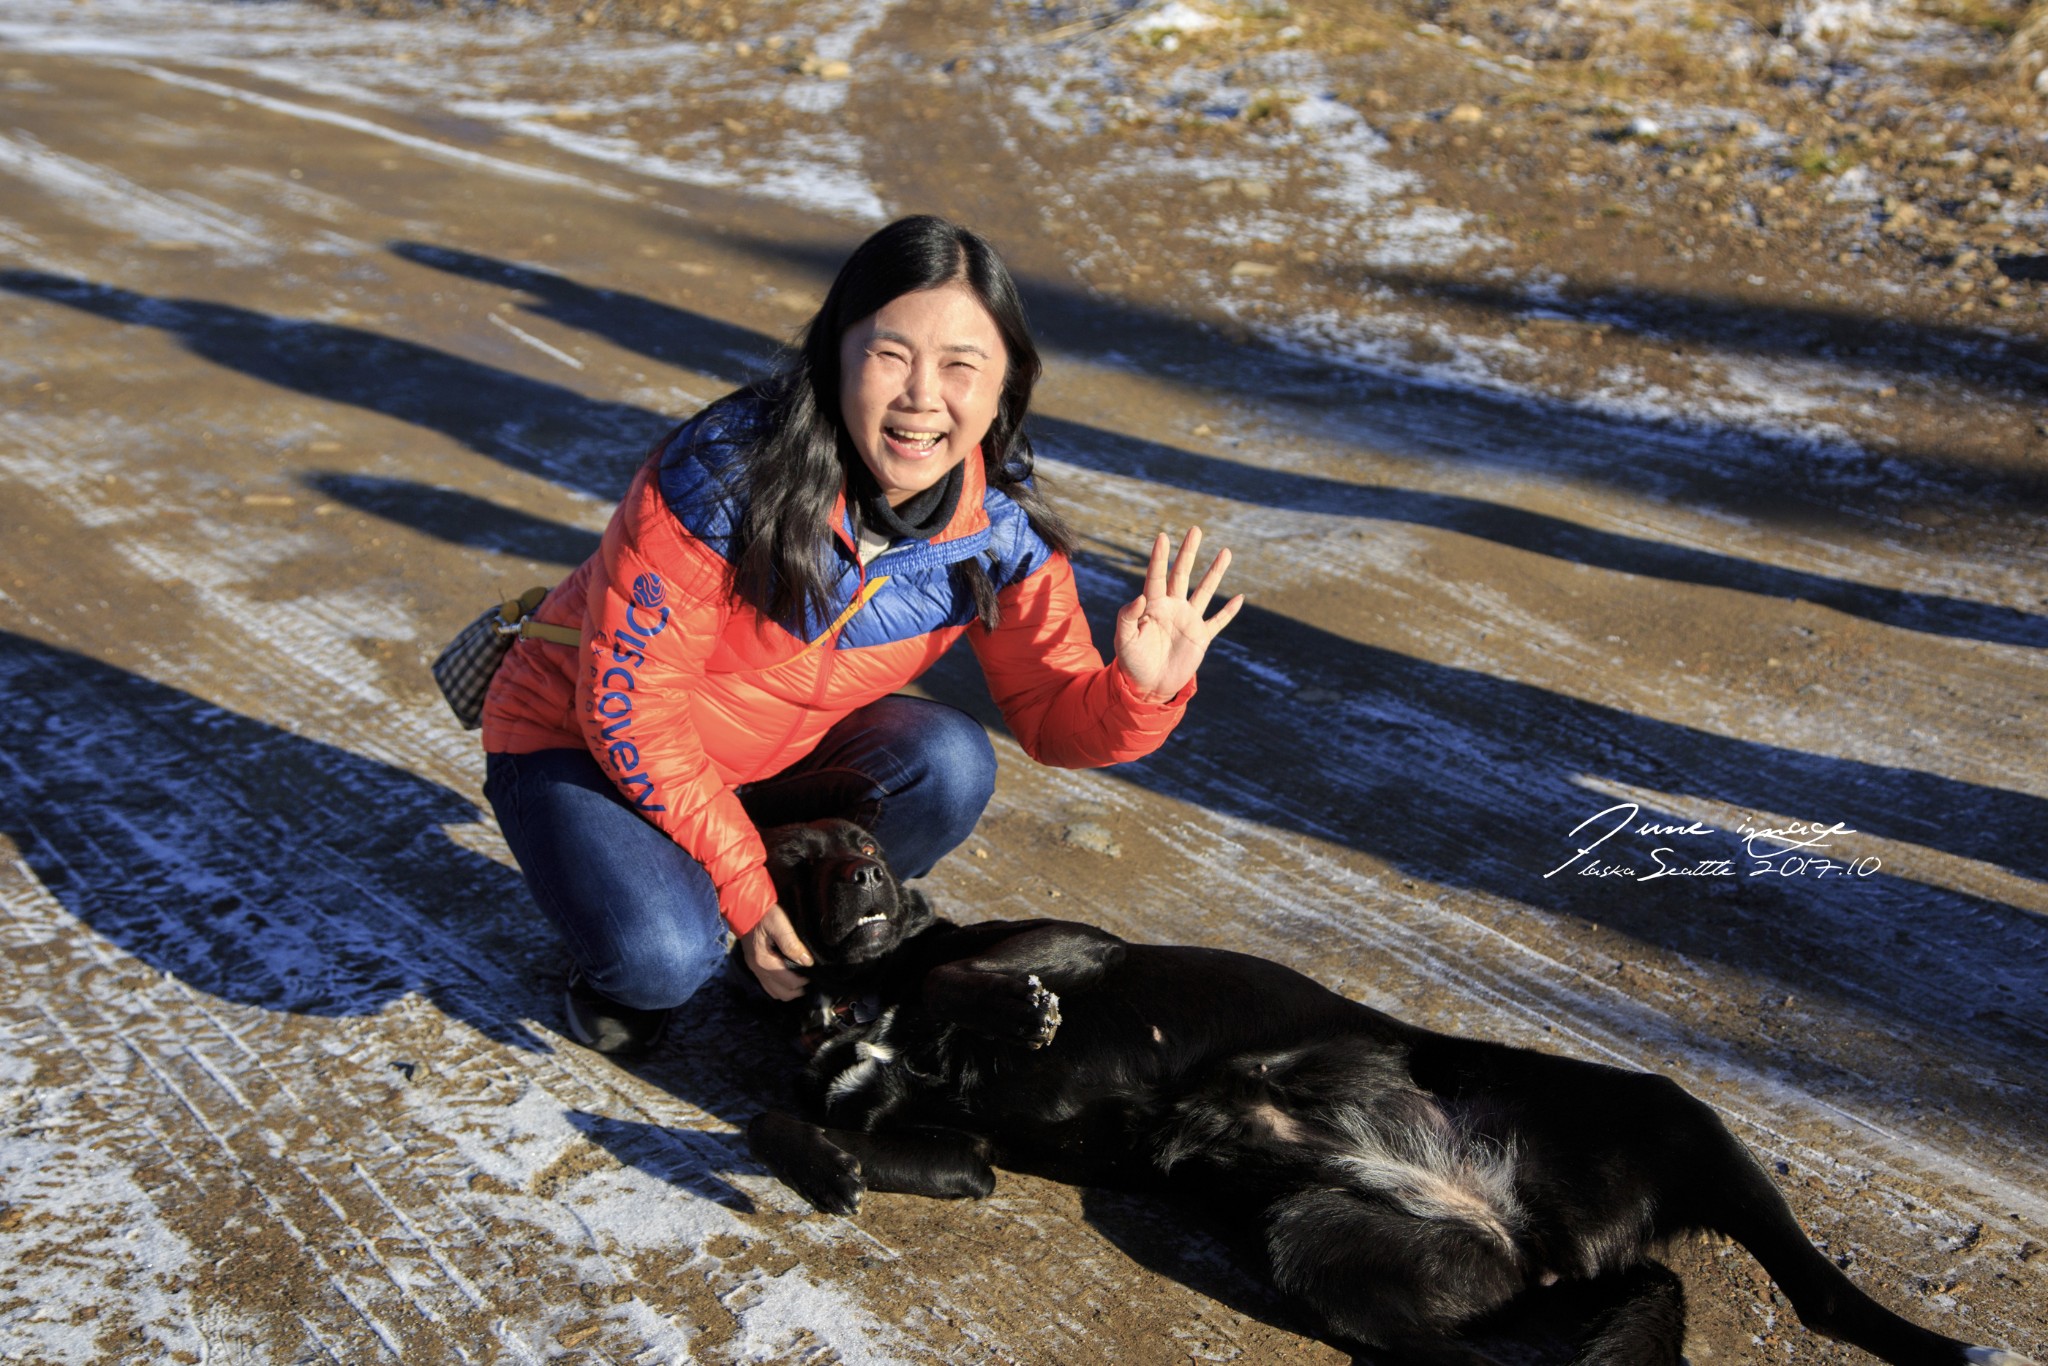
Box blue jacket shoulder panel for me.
[980,482,1058,591]
[656,395,761,559]
[840,569,977,647]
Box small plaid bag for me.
[430,585,579,729]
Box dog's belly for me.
[929,950,1417,1181]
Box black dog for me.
[746,820,2034,1366]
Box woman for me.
[480,215,1242,1054]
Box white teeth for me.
[886,428,942,449]
[854,913,887,926]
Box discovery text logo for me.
[591,572,672,812]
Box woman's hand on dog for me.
[744,904,815,1001]
[1115,526,1245,703]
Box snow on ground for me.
[0,126,275,260]
[1,0,2034,477]
[980,3,2046,505]
[0,1095,222,1362]
[0,0,895,221]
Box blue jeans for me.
[483,695,996,1011]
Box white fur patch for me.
[822,1008,899,1108]
[1327,1104,1524,1248]
[825,1055,881,1106]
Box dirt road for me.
[1,1,2043,1361]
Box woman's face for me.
[838,281,1008,508]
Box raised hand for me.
[1112,527,1245,702]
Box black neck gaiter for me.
[853,460,965,543]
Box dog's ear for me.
[899,888,937,937]
[762,823,814,865]
[761,823,823,900]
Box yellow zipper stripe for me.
[805,575,890,651]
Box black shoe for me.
[563,973,671,1057]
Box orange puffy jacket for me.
[481,397,1192,937]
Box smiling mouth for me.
[884,426,945,454]
[853,912,889,927]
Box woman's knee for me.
[911,705,997,812]
[487,750,730,1010]
[868,704,994,876]
[590,917,728,1011]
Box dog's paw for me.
[792,1144,865,1216]
[932,966,1064,1047]
[746,1111,866,1216]
[1015,974,1062,1049]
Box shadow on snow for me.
[377,244,2048,648]
[0,630,798,1209]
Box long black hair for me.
[724,215,1072,631]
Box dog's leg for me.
[748,1111,866,1215]
[1261,1184,1526,1357]
[747,1111,995,1215]
[833,1126,996,1201]
[1655,1083,2031,1366]
[1716,1154,2025,1366]
[921,923,1125,1047]
[924,964,1064,1047]
[1566,1262,1687,1366]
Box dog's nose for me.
[847,861,883,888]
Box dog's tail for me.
[1660,1079,2036,1366]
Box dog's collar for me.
[796,989,883,1055]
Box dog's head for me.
[763,820,934,977]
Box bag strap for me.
[497,586,580,647]
[520,619,581,647]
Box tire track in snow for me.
[0,836,503,1360]
[0,749,909,1362]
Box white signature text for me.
[1544,803,1880,882]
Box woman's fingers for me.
[755,903,814,968]
[753,962,807,1001]
[1143,531,1170,600]
[1168,526,1202,598]
[1140,527,1217,604]
[1133,528,1240,641]
[1204,592,1246,640]
[770,922,813,969]
[1188,546,1232,616]
[746,940,807,1000]
[742,906,814,1001]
